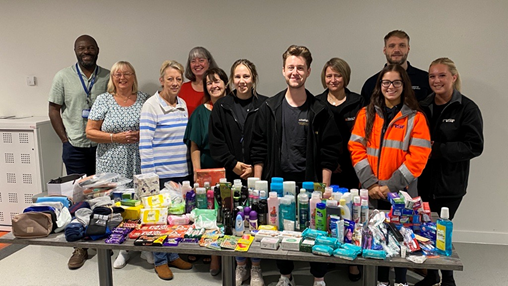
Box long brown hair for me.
[364,64,419,143]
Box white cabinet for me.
[0,116,62,230]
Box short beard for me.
[386,55,408,66]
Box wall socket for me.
[26,76,36,86]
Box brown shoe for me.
[155,264,174,280]
[68,248,88,270]
[168,257,193,270]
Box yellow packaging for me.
[141,193,171,208]
[115,202,143,220]
[140,208,168,224]
[258,225,278,231]
[235,234,254,252]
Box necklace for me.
[328,93,346,106]
[116,94,131,103]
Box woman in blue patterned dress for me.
[86,61,149,269]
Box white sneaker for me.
[236,265,249,286]
[250,266,265,286]
[113,250,129,269]
[313,281,326,286]
[394,284,408,286]
[140,251,154,264]
[275,275,295,286]
[377,282,390,286]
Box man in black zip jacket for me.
[251,45,340,286]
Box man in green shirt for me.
[48,35,109,270]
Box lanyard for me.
[76,63,99,102]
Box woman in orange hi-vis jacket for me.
[349,64,431,286]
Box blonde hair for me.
[229,59,259,94]
[430,57,461,92]
[159,60,185,82]
[107,61,138,94]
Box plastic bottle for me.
[271,177,284,184]
[309,192,321,229]
[182,181,192,200]
[235,213,244,236]
[259,190,267,200]
[185,189,196,213]
[283,181,296,197]
[302,181,315,192]
[361,199,369,223]
[270,182,284,197]
[243,206,251,232]
[223,208,233,235]
[252,190,260,211]
[436,207,453,256]
[332,192,342,202]
[323,187,333,200]
[315,203,327,231]
[339,198,351,220]
[280,197,293,231]
[360,189,369,205]
[249,210,258,231]
[353,196,361,223]
[350,188,359,198]
[326,199,337,207]
[255,180,269,196]
[207,189,215,209]
[267,192,279,228]
[196,187,207,209]
[342,192,353,215]
[194,182,199,190]
[248,177,259,191]
[258,199,268,226]
[297,189,309,230]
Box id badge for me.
[82,109,90,119]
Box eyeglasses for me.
[380,80,403,88]
[113,72,134,78]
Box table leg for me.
[363,265,376,286]
[221,256,235,286]
[97,249,113,286]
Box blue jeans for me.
[62,142,96,176]
[153,252,180,267]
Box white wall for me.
[1,0,507,244]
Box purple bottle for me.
[244,206,251,231]
[185,190,196,213]
[249,210,258,230]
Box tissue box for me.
[47,173,86,197]
[134,173,160,198]
[281,237,302,251]
[142,193,171,208]
[140,208,168,224]
[115,202,143,220]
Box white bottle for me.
[339,198,351,220]
[342,192,353,215]
[255,180,268,194]
[182,181,192,200]
[309,192,322,229]
[361,199,369,223]
[267,192,280,228]
[283,181,296,197]
[235,213,244,236]
[248,177,259,190]
[360,189,369,205]
[323,187,333,200]
[332,192,342,202]
[353,196,361,223]
[350,188,359,198]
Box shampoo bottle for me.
[353,196,361,223]
[309,192,321,229]
[267,192,279,228]
[297,189,309,230]
[339,198,351,220]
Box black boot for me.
[414,270,440,286]
[440,270,456,286]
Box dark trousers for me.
[276,260,328,278]
[425,197,463,284]
[378,266,407,283]
[62,142,96,176]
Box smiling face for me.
[233,64,253,96]
[324,66,345,93]
[74,36,99,69]
[429,63,457,97]
[383,36,410,66]
[381,71,403,108]
[206,73,226,100]
[283,55,311,89]
[160,67,183,97]
[112,66,135,92]
[190,57,209,79]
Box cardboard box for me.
[281,237,302,251]
[260,237,280,250]
[47,173,86,197]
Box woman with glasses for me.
[86,61,150,269]
[349,64,431,286]
[180,46,219,116]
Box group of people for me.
[48,30,483,286]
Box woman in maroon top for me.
[180,47,219,116]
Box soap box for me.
[300,238,315,253]
[260,237,280,250]
[281,237,302,251]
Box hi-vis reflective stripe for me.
[384,139,404,150]
[399,163,415,182]
[367,147,378,157]
[402,114,415,151]
[354,158,377,187]
[410,138,432,148]
[350,134,365,145]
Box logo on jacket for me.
[298,118,309,126]
[393,124,405,129]
[443,119,455,123]
[345,117,356,122]
[412,86,421,90]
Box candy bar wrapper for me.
[220,235,239,249]
[105,234,126,244]
[140,208,168,225]
[134,173,160,198]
